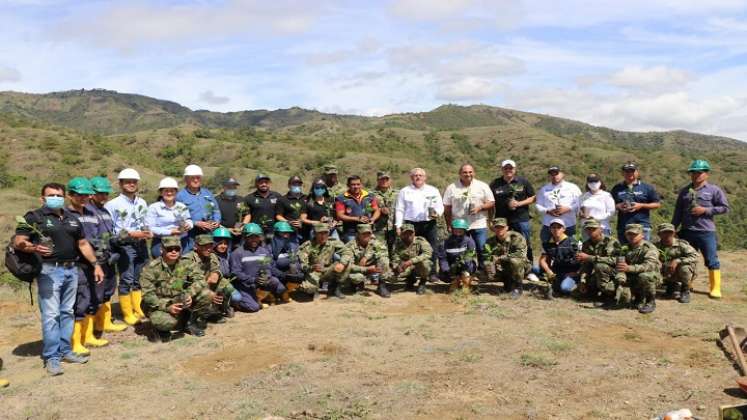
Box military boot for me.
[182,311,205,337]
[664,282,675,299]
[638,293,656,314]
[377,281,391,298]
[678,283,691,304]
[328,281,345,299]
[416,279,427,295]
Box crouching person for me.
[297,223,346,300]
[616,224,662,314]
[271,221,303,302]
[391,223,433,295]
[184,234,237,321]
[575,219,627,308]
[230,223,286,311]
[483,218,531,299]
[438,219,477,293]
[339,224,392,298]
[655,223,697,304]
[140,236,218,341]
[538,218,581,299]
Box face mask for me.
[587,182,601,191]
[44,196,65,209]
[313,187,326,197]
[290,186,302,194]
[224,189,237,197]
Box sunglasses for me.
[164,246,181,253]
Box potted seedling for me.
[549,189,561,210]
[426,195,438,220]
[15,216,54,253]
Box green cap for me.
[212,226,233,239]
[195,234,214,246]
[242,223,263,236]
[583,219,601,229]
[323,164,338,175]
[377,171,390,179]
[356,224,373,234]
[687,159,711,172]
[161,236,181,248]
[273,221,294,233]
[400,223,415,233]
[67,177,95,195]
[451,219,469,230]
[657,223,676,233]
[90,176,113,193]
[625,223,644,234]
[491,218,508,227]
[313,223,329,234]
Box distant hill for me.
[1,89,746,248]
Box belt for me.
[43,261,77,268]
[404,220,435,225]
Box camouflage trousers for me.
[662,264,696,288]
[626,271,661,299]
[342,269,394,288]
[489,257,530,290]
[299,266,343,294]
[586,263,627,297]
[395,260,432,283]
[208,277,236,313]
[148,289,218,332]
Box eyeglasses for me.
[164,246,181,253]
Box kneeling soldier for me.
[616,224,662,314]
[575,219,627,308]
[438,219,477,293]
[340,224,392,298]
[297,223,346,299]
[655,223,698,304]
[184,234,237,321]
[391,223,433,295]
[140,236,217,341]
[484,218,531,299]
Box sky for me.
[1,0,747,140]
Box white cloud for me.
[0,65,21,83]
[609,65,692,91]
[436,77,504,101]
[198,90,230,105]
[389,0,474,21]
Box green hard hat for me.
[451,219,469,230]
[212,226,233,239]
[242,223,263,236]
[67,177,95,195]
[273,221,294,233]
[90,176,113,193]
[687,159,711,172]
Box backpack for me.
[4,235,41,304]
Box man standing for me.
[105,168,152,326]
[323,164,346,200]
[443,164,494,270]
[276,175,307,241]
[215,177,243,230]
[395,168,443,281]
[672,159,729,299]
[616,224,661,314]
[242,173,282,241]
[14,182,103,375]
[176,164,221,252]
[610,162,661,242]
[489,159,536,262]
[371,171,399,258]
[335,175,380,243]
[655,223,698,304]
[535,166,582,243]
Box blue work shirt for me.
[610,180,660,229]
[104,194,149,235]
[672,182,729,232]
[145,200,193,238]
[176,187,221,223]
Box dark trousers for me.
[406,220,438,275]
[679,229,720,269]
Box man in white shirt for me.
[535,166,582,243]
[442,164,495,270]
[395,168,444,280]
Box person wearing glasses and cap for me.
[671,159,729,299]
[610,161,661,243]
[489,159,536,263]
[535,165,582,244]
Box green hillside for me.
[1,89,745,249]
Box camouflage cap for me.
[357,224,373,234]
[625,223,644,234]
[195,234,214,246]
[400,223,415,232]
[323,164,338,175]
[377,171,390,179]
[313,223,329,234]
[583,219,601,229]
[657,223,676,233]
[161,236,181,249]
[491,217,508,227]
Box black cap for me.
[255,173,271,182]
[622,161,638,171]
[312,178,326,187]
[288,175,303,185]
[547,166,560,174]
[223,177,240,186]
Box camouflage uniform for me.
[621,226,662,307]
[483,221,531,291]
[580,233,627,299]
[655,223,698,294]
[371,176,399,256]
[140,240,216,332]
[339,226,392,288]
[183,237,235,314]
[391,229,433,285]
[297,226,345,294]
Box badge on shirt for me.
[270,198,277,204]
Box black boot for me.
[184,312,206,337]
[328,281,345,299]
[678,283,690,304]
[377,281,391,298]
[664,282,675,299]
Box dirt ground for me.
[1,253,746,420]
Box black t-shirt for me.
[216,193,241,228]
[490,176,535,223]
[541,236,581,276]
[277,193,307,221]
[16,207,84,262]
[244,190,282,232]
[304,197,335,222]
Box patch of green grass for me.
[543,338,573,354]
[120,339,147,349]
[464,295,506,318]
[395,380,429,394]
[459,352,484,363]
[623,331,642,342]
[120,351,136,360]
[519,352,558,369]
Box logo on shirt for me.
[270,198,277,204]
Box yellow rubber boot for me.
[83,315,109,347]
[71,319,90,356]
[131,290,146,319]
[709,269,722,299]
[96,303,127,333]
[118,294,140,326]
[0,378,8,388]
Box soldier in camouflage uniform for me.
[184,234,237,320]
[323,164,346,200]
[483,218,531,299]
[576,219,627,308]
[297,223,346,299]
[371,170,399,258]
[140,236,218,340]
[391,223,433,295]
[616,224,662,314]
[655,223,698,304]
[340,224,392,298]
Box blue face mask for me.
[44,196,65,209]
[313,187,326,197]
[290,186,302,194]
[224,189,237,197]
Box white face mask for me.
[587,182,601,191]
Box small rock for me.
[307,343,316,351]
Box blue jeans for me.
[540,224,576,244]
[117,242,148,295]
[679,229,720,269]
[468,228,488,269]
[510,221,533,263]
[37,264,78,361]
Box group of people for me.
[8,157,728,378]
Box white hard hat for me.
[117,168,141,180]
[158,177,179,190]
[183,164,203,177]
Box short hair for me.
[347,175,362,185]
[41,182,65,196]
[410,167,426,176]
[459,163,474,173]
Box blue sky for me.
[1,0,746,139]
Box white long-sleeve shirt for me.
[579,190,616,231]
[395,184,444,227]
[535,181,582,228]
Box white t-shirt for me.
[442,179,495,230]
[579,190,616,230]
[535,181,583,228]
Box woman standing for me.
[145,177,193,257]
[300,178,339,239]
[579,173,615,239]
